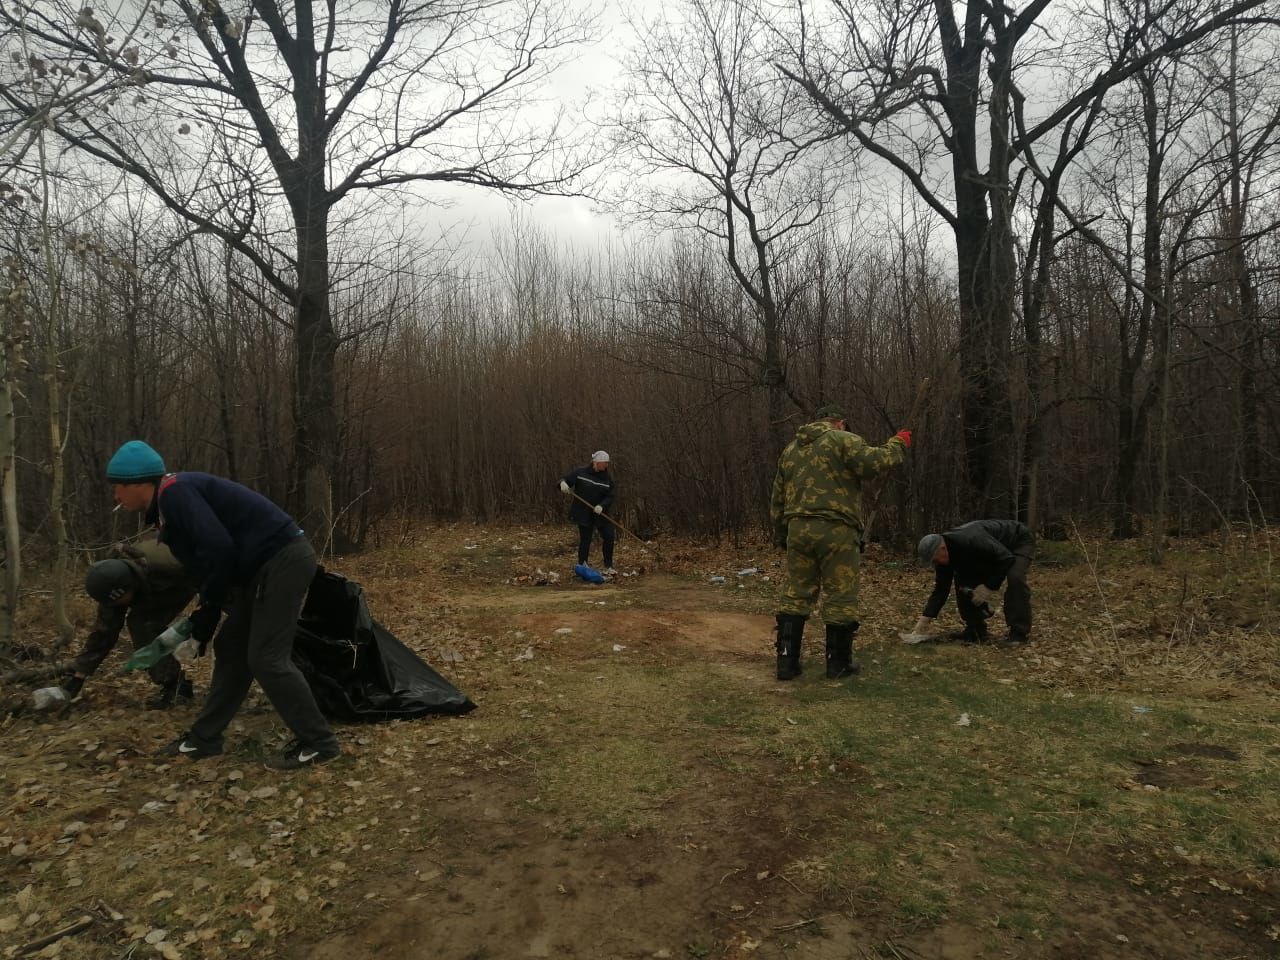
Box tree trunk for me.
[36,131,74,647]
[941,2,1016,516]
[0,309,20,649]
[293,202,337,552]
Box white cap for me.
[591,450,610,463]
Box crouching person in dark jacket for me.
[62,535,197,709]
[911,519,1035,647]
[106,440,340,770]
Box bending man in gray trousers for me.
[106,440,340,770]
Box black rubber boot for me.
[147,677,194,711]
[825,622,861,679]
[775,614,806,681]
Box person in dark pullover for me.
[106,440,340,769]
[910,519,1035,647]
[559,451,617,573]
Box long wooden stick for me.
[861,377,931,550]
[565,488,663,565]
[567,489,648,545]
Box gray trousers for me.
[188,536,338,753]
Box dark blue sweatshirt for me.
[147,472,301,609]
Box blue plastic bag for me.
[574,564,605,584]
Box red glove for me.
[894,429,912,448]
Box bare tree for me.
[613,0,834,456]
[771,0,1272,516]
[1,0,595,544]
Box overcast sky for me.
[417,0,651,264]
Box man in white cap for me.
[559,451,617,574]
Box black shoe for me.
[159,732,222,760]
[775,613,806,681]
[824,622,861,679]
[146,678,194,711]
[998,634,1029,648]
[265,742,340,771]
[955,625,991,645]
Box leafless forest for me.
[1,0,1278,643]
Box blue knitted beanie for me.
[106,441,166,482]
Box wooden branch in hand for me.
[861,377,931,550]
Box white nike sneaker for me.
[266,741,340,771]
[159,732,222,759]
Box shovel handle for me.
[567,489,645,545]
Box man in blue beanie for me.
[107,440,340,769]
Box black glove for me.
[188,605,222,649]
[62,674,84,698]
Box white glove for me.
[899,616,934,645]
[32,686,70,710]
[971,585,995,604]
[172,638,201,663]
[559,481,571,495]
[593,504,603,515]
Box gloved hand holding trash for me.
[124,616,194,672]
[899,615,936,645]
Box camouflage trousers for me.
[777,517,861,625]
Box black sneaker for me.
[265,742,340,771]
[998,634,1029,648]
[159,732,222,760]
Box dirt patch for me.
[1168,742,1241,761]
[1132,758,1210,789]
[298,766,878,960]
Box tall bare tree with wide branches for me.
[770,0,1272,517]
[0,0,594,545]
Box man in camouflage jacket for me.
[63,534,198,709]
[769,405,911,680]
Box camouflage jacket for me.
[769,421,907,538]
[75,535,196,676]
[114,535,194,597]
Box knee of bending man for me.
[247,644,294,679]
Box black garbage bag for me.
[292,568,475,723]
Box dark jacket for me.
[562,465,615,526]
[147,472,302,611]
[923,519,1034,619]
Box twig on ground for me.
[771,917,819,932]
[0,658,77,685]
[772,872,810,897]
[1066,804,1081,855]
[16,915,94,956]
